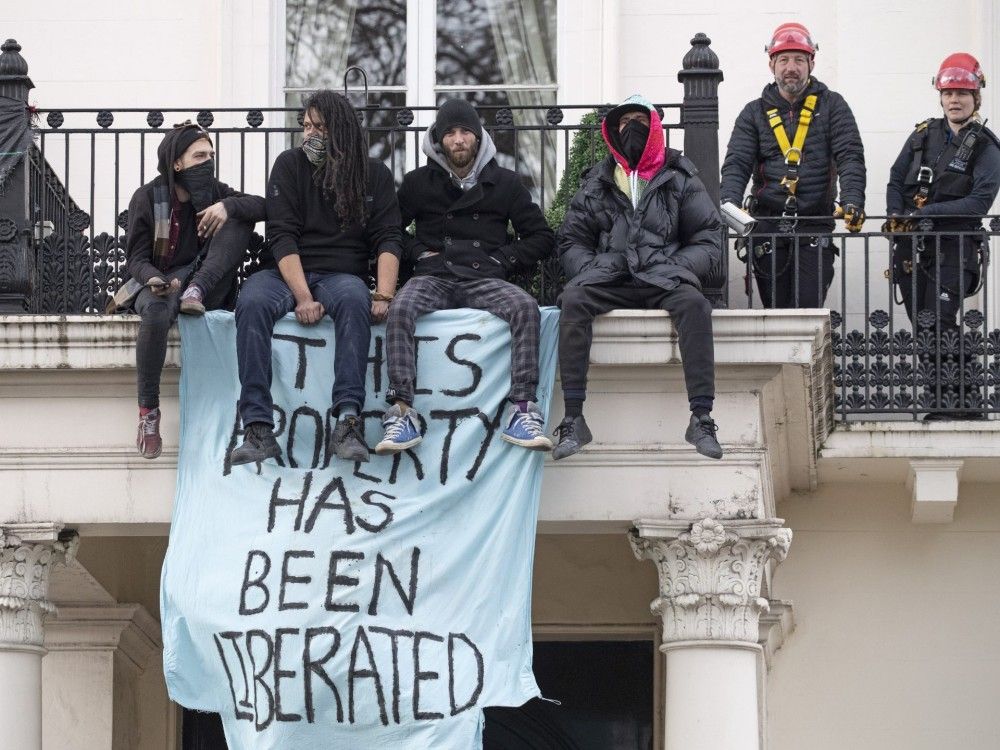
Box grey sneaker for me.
[231,422,282,466]
[331,415,371,463]
[685,413,723,459]
[551,414,592,460]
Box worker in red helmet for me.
[721,22,867,309]
[885,52,1000,420]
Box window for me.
[284,0,557,196]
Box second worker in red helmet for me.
[721,22,867,308]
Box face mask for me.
[619,120,650,168]
[175,159,216,212]
[302,135,327,167]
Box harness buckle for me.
[917,166,934,185]
[784,147,802,166]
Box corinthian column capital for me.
[630,518,792,644]
[0,524,79,651]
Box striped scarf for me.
[151,184,182,271]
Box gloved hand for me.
[834,203,865,233]
[881,214,913,234]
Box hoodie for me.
[600,94,667,209]
[421,127,499,191]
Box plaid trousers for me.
[385,275,541,406]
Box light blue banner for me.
[161,307,559,749]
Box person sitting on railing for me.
[230,90,402,466]
[126,121,265,460]
[721,22,867,309]
[885,52,1000,421]
[375,99,555,454]
[552,94,724,460]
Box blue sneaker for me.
[375,404,423,455]
[501,402,553,451]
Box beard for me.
[444,140,478,170]
[777,75,809,98]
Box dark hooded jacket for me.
[720,77,866,224]
[397,129,554,280]
[558,99,723,292]
[126,176,264,285]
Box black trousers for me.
[892,235,981,411]
[134,219,253,408]
[557,281,715,404]
[749,233,835,309]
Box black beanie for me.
[156,122,212,179]
[432,99,482,144]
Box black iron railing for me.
[725,216,1000,421]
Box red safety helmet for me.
[766,22,817,57]
[933,52,985,90]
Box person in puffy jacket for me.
[721,22,866,308]
[553,94,724,461]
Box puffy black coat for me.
[558,149,723,291]
[397,159,554,281]
[720,78,866,221]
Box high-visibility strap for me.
[766,94,818,165]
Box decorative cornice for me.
[0,524,78,650]
[630,518,792,644]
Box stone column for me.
[630,518,792,750]
[0,524,78,750]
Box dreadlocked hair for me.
[304,90,369,228]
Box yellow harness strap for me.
[766,94,817,196]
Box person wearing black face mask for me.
[123,121,265,459]
[553,95,724,461]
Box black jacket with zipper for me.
[721,78,866,224]
[558,149,722,292]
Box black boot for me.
[330,415,371,463]
[231,422,282,466]
[685,413,723,459]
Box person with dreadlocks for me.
[231,90,402,466]
[126,121,265,459]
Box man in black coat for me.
[886,52,1000,420]
[125,122,265,459]
[376,99,555,455]
[553,94,723,460]
[230,90,402,466]
[721,22,866,308]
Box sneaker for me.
[179,285,205,315]
[136,408,162,459]
[501,402,553,451]
[230,422,282,466]
[551,414,592,460]
[685,413,723,459]
[375,404,423,455]
[330,415,371,463]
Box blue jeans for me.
[235,268,371,426]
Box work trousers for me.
[749,233,836,309]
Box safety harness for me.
[738,93,821,294]
[766,93,818,224]
[889,118,991,301]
